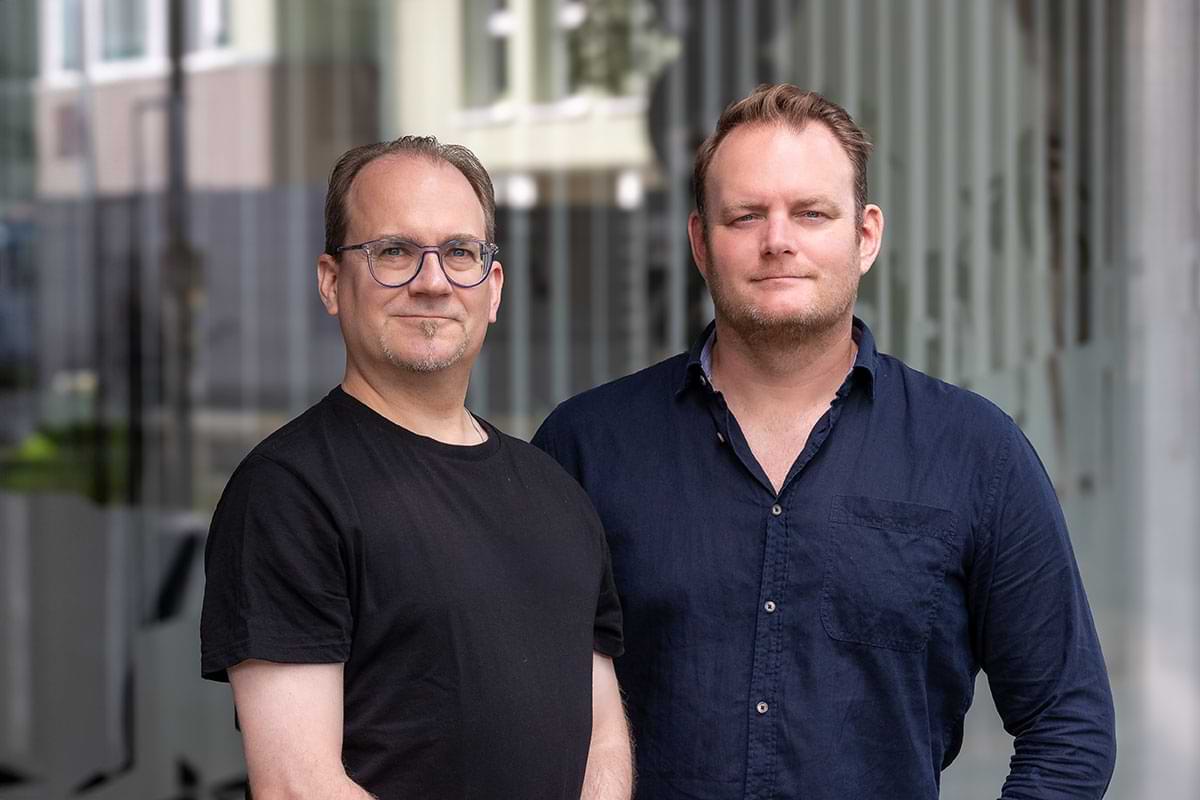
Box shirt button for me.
[756,701,769,714]
[771,503,782,516]
[699,374,708,386]
[716,431,726,444]
[764,600,777,613]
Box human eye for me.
[442,241,481,265]
[377,240,417,259]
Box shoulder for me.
[215,393,352,514]
[489,428,609,546]
[250,393,342,464]
[877,352,1019,443]
[536,353,689,441]
[496,428,595,498]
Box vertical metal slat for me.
[906,0,930,371]
[626,207,648,371]
[842,0,861,116]
[550,171,570,403]
[702,0,722,126]
[666,0,687,355]
[508,200,531,437]
[737,0,755,94]
[1031,0,1052,361]
[874,0,893,347]
[1088,0,1108,342]
[938,0,958,382]
[590,172,609,386]
[808,0,826,92]
[773,0,793,82]
[1002,0,1022,370]
[285,10,309,413]
[1062,0,1080,348]
[969,0,991,378]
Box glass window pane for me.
[102,0,147,60]
[62,0,83,70]
[463,0,509,107]
[188,0,233,52]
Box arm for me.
[974,428,1116,798]
[229,660,375,800]
[582,653,633,800]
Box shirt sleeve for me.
[200,453,353,682]
[972,423,1116,798]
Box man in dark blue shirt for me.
[533,84,1116,798]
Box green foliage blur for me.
[0,422,129,503]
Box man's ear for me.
[317,254,340,315]
[688,211,710,281]
[857,204,885,277]
[486,262,504,324]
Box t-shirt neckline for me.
[329,385,502,462]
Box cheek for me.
[803,232,859,268]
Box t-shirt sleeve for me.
[593,528,624,658]
[200,453,353,682]
[574,488,623,658]
[536,408,623,656]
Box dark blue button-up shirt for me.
[533,319,1115,799]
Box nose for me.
[762,212,798,257]
[407,249,454,296]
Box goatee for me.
[380,320,469,373]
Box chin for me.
[380,333,470,374]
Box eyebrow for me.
[718,196,841,217]
[374,232,484,243]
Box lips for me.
[390,312,461,321]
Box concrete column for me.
[1125,0,1200,795]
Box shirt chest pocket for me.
[820,495,957,652]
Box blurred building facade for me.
[0,1,1197,798]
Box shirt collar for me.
[678,316,878,400]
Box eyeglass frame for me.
[333,237,500,289]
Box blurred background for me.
[0,0,1197,797]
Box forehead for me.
[347,154,486,240]
[707,122,856,205]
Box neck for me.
[341,361,484,445]
[709,316,857,413]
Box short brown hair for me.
[323,136,496,256]
[693,84,873,225]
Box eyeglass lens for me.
[369,239,490,287]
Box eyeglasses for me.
[334,237,499,289]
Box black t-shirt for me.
[201,386,623,798]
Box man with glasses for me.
[201,137,631,799]
[534,85,1115,798]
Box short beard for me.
[380,319,469,373]
[708,269,858,347]
[702,225,861,346]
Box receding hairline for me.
[342,152,490,241]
